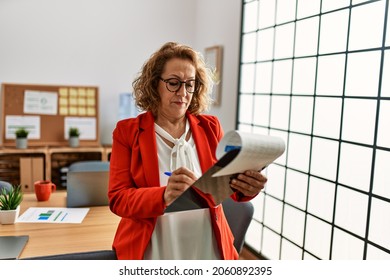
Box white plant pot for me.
[0,205,20,225]
[16,138,28,149]
[69,136,80,148]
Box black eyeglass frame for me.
[159,77,199,94]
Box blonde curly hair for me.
[132,42,214,116]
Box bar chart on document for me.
[17,207,89,223]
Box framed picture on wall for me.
[204,45,223,106]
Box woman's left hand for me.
[229,170,267,197]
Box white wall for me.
[194,0,242,133]
[0,0,242,144]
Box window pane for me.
[367,244,390,260]
[261,227,281,260]
[253,94,270,126]
[285,169,308,210]
[387,7,390,46]
[342,98,377,145]
[239,63,255,93]
[352,0,372,4]
[281,239,303,260]
[272,59,293,94]
[258,0,276,29]
[274,23,295,59]
[381,50,390,97]
[345,51,381,97]
[342,99,376,145]
[242,1,259,33]
[332,228,364,259]
[310,137,339,181]
[283,204,305,246]
[238,94,254,124]
[297,0,320,19]
[263,195,283,233]
[255,62,273,93]
[276,0,296,24]
[246,220,262,252]
[289,96,313,134]
[265,164,285,200]
[305,215,332,259]
[241,33,257,63]
[321,0,350,12]
[295,16,319,57]
[303,252,318,259]
[348,1,385,51]
[313,97,342,139]
[307,177,336,222]
[335,186,368,237]
[338,143,373,192]
[316,54,345,96]
[252,191,265,222]
[292,57,316,95]
[368,198,390,252]
[319,9,349,54]
[287,133,311,172]
[270,95,290,130]
[237,123,252,132]
[377,100,390,148]
[373,149,390,199]
[256,29,275,61]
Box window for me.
[238,0,390,260]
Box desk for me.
[0,191,120,258]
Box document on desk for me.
[17,207,89,223]
[165,130,286,212]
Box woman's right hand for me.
[164,167,198,206]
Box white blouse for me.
[143,120,220,260]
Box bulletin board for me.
[1,83,100,147]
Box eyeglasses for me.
[159,77,198,94]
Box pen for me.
[164,172,172,176]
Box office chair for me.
[68,160,110,172]
[22,250,117,260]
[0,180,13,194]
[222,197,254,254]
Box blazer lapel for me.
[138,112,160,187]
[187,113,215,173]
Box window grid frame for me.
[237,0,390,260]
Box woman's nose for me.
[176,84,187,97]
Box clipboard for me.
[164,149,240,213]
[165,131,286,212]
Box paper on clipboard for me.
[166,131,286,211]
[213,131,286,177]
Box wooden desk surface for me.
[0,191,120,258]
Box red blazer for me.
[108,111,247,260]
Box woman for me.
[108,42,267,260]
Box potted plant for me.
[68,127,80,147]
[0,184,23,225]
[15,127,29,149]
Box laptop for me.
[66,170,109,207]
[0,235,29,259]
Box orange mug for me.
[34,180,56,201]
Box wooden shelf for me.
[0,146,111,191]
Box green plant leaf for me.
[0,184,23,210]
